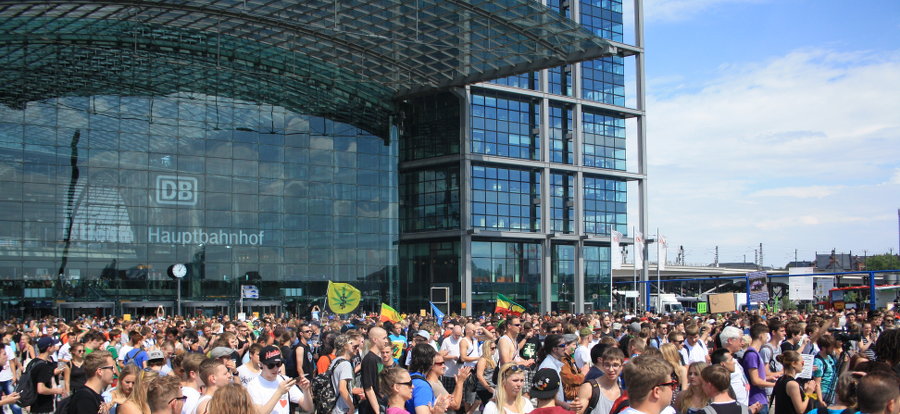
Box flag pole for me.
[656,228,661,312]
[632,226,637,314]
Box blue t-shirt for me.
[813,354,836,399]
[125,348,148,369]
[405,373,434,414]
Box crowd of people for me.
[0,307,898,414]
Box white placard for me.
[789,267,815,301]
[815,277,835,300]
[797,354,815,379]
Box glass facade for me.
[582,110,626,170]
[552,244,575,311]
[583,176,627,235]
[471,241,541,313]
[549,104,574,164]
[0,94,398,312]
[471,165,541,232]
[400,167,460,233]
[584,245,612,311]
[471,91,540,160]
[550,173,575,234]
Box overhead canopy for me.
[0,0,622,139]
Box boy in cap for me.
[246,346,312,414]
[530,368,571,414]
[29,336,64,414]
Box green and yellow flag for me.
[327,281,361,314]
[380,303,401,323]
[495,293,525,316]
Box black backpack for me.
[283,345,299,378]
[585,378,602,414]
[15,358,48,407]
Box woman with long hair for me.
[105,365,141,413]
[674,362,709,414]
[117,369,160,414]
[63,342,88,395]
[475,340,498,407]
[773,351,817,414]
[660,343,688,390]
[207,383,256,414]
[380,366,414,414]
[482,363,533,414]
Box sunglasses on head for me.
[503,364,527,374]
[265,362,283,370]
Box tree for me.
[865,254,900,271]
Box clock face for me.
[172,264,187,278]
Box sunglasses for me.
[433,361,445,366]
[99,365,116,371]
[511,323,521,327]
[396,381,413,387]
[556,343,568,348]
[656,380,678,390]
[265,362,283,370]
[503,364,527,374]
[169,396,189,404]
[302,330,312,334]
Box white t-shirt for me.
[237,364,260,386]
[481,399,534,414]
[574,345,591,370]
[246,375,304,414]
[0,344,16,381]
[57,342,72,362]
[680,340,708,365]
[440,336,462,377]
[330,358,354,414]
[181,386,202,414]
[731,362,750,406]
[119,344,134,361]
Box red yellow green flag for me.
[380,303,401,323]
[495,293,525,316]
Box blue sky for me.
[631,0,900,267]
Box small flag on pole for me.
[658,235,668,271]
[429,302,445,325]
[241,285,259,299]
[611,230,623,270]
[494,294,525,316]
[634,232,645,270]
[380,303,401,323]
[327,281,361,314]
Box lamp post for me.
[167,264,187,316]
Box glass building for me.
[0,0,646,318]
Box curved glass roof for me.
[0,0,617,138]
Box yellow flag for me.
[327,281,361,314]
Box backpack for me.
[15,358,48,407]
[701,403,749,414]
[283,344,299,378]
[609,390,629,414]
[760,343,779,372]
[310,357,348,414]
[585,379,602,414]
[123,348,144,367]
[54,396,71,414]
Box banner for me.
[495,293,525,316]
[788,267,815,301]
[658,234,668,271]
[611,230,623,270]
[241,285,259,299]
[697,302,707,314]
[429,301,445,325]
[380,303,401,323]
[634,232,644,270]
[327,281,361,314]
[815,277,835,300]
[747,271,769,303]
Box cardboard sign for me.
[708,293,736,314]
[697,302,708,314]
[420,309,427,316]
[123,314,131,321]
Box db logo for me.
[156,175,198,206]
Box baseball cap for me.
[612,322,623,330]
[415,330,431,339]
[146,350,165,361]
[579,327,593,337]
[210,347,234,359]
[37,336,60,352]
[259,345,283,365]
[629,322,642,333]
[562,334,579,344]
[530,368,561,399]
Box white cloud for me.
[643,0,767,23]
[647,48,900,267]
